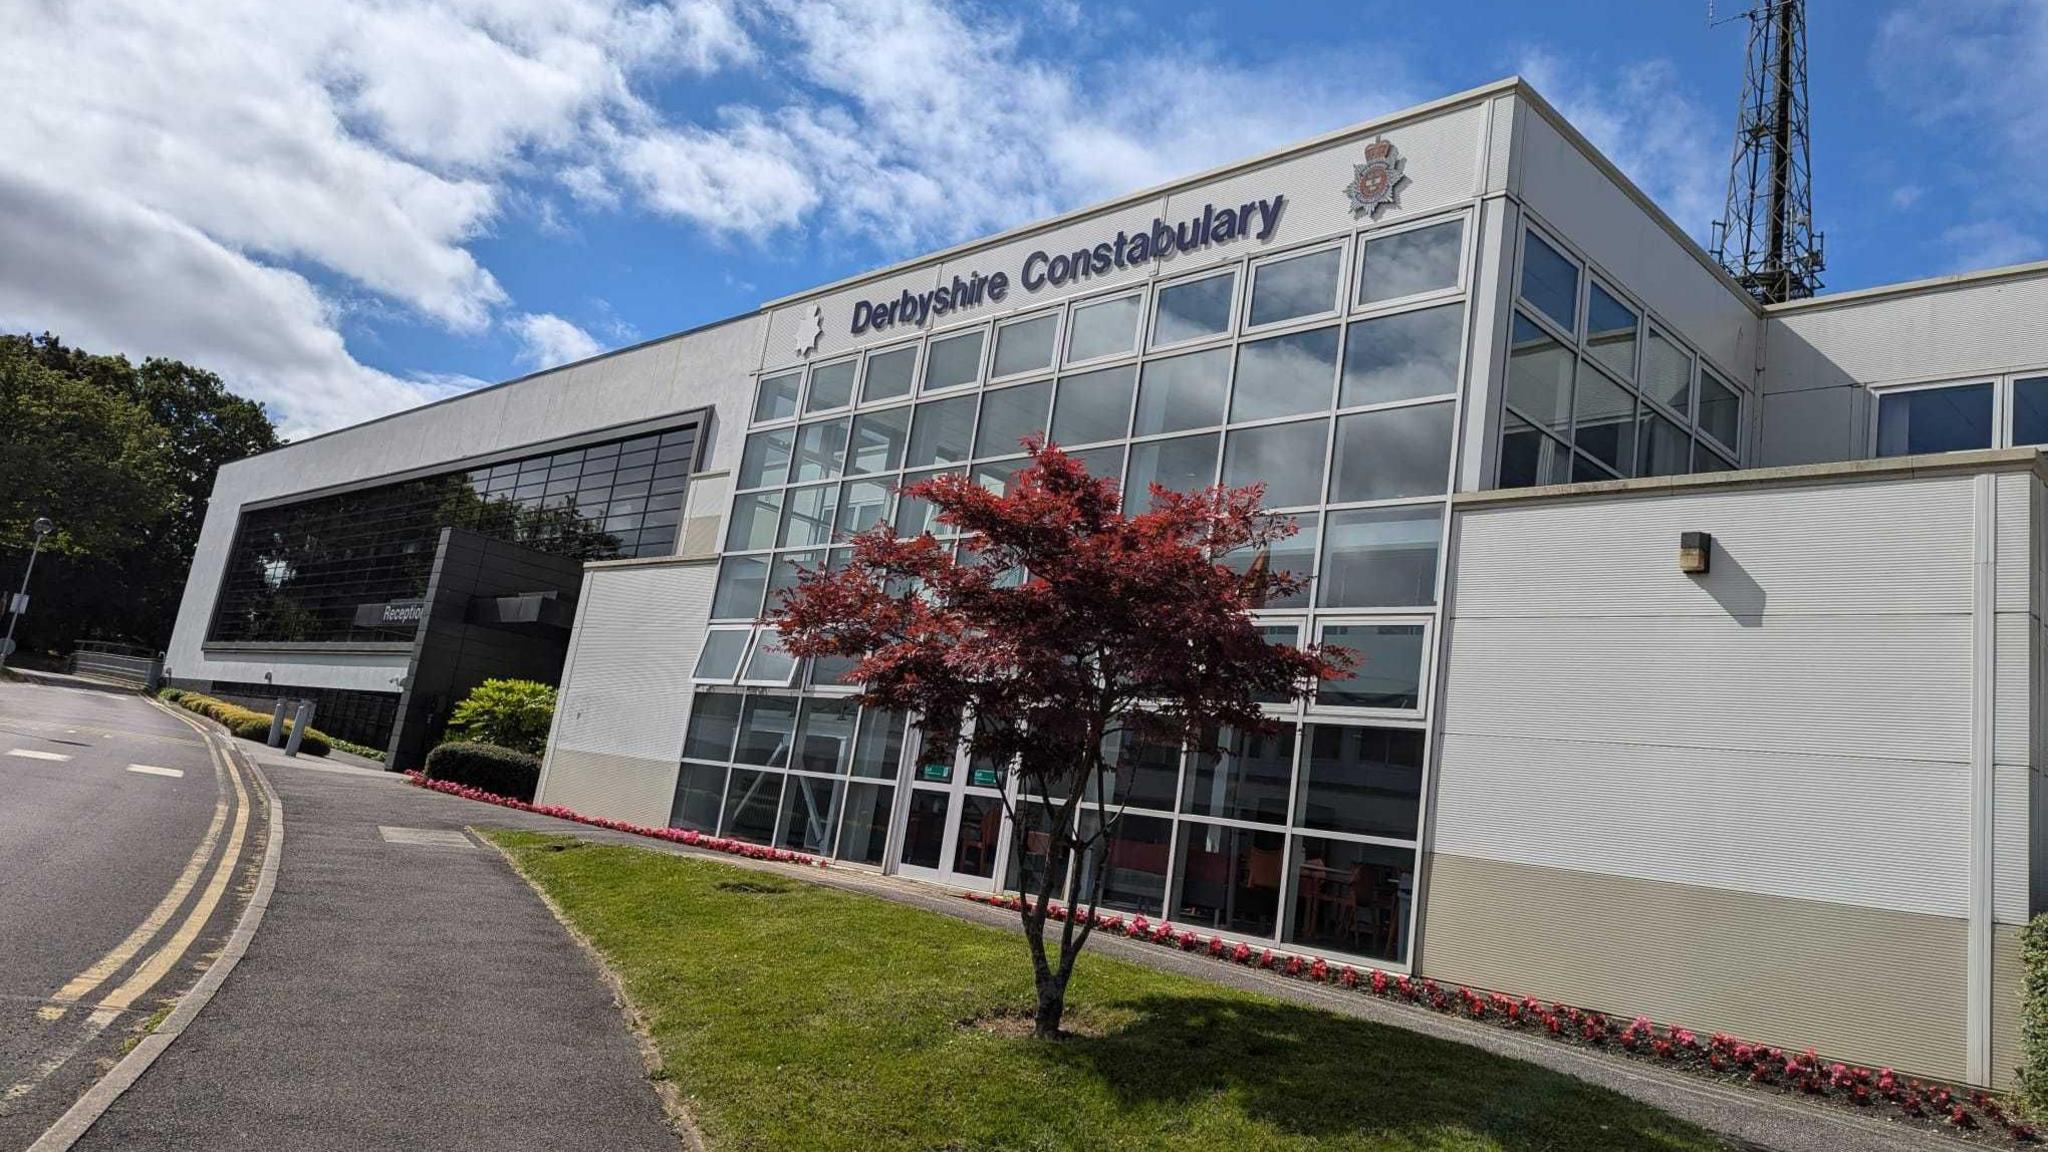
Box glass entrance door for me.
[893,732,1009,891]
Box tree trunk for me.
[1033,966,1069,1038]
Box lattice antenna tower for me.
[1709,0,1824,303]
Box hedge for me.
[2023,913,2048,1118]
[423,741,541,802]
[170,692,332,757]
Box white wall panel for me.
[1452,478,1975,620]
[1768,275,2048,394]
[1997,763,2030,925]
[547,562,713,763]
[1435,731,1971,919]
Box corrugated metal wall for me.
[536,560,715,826]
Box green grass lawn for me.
[487,830,1728,1152]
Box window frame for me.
[1148,264,1242,352]
[988,308,1064,383]
[801,356,861,416]
[1351,211,1471,314]
[918,321,992,395]
[1867,375,2009,459]
[1242,240,1348,335]
[1306,615,1433,720]
[1062,287,1148,368]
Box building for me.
[164,77,2048,1088]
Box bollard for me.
[267,698,287,747]
[284,699,313,757]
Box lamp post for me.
[0,517,55,673]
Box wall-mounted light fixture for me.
[1679,531,1713,575]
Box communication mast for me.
[1710,0,1824,303]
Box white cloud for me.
[1939,221,2045,273]
[511,312,606,369]
[0,0,747,434]
[1516,50,1724,244]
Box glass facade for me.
[208,425,697,644]
[1497,227,1745,487]
[685,210,1471,970]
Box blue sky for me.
[3,0,2042,436]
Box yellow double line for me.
[24,707,250,1045]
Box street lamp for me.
[0,517,55,672]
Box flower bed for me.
[963,892,2037,1144]
[406,772,829,869]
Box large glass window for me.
[1223,420,1328,508]
[863,345,917,403]
[1358,218,1462,305]
[805,360,857,413]
[682,691,743,761]
[711,556,768,619]
[923,329,984,391]
[1497,411,1570,489]
[1636,410,1690,477]
[1697,369,1741,450]
[846,407,909,475]
[1051,365,1135,447]
[735,694,799,766]
[851,710,906,778]
[974,381,1052,458]
[1067,294,1142,363]
[739,427,794,488]
[906,395,977,468]
[1135,348,1229,435]
[1286,838,1413,963]
[1296,724,1423,838]
[1153,270,1235,347]
[1248,247,1341,328]
[777,775,844,855]
[692,629,752,682]
[794,697,859,773]
[1183,727,1293,824]
[837,480,891,536]
[2014,377,2048,446]
[1341,304,1461,408]
[1876,383,1994,457]
[1584,284,1637,380]
[1329,402,1454,503]
[1125,433,1219,507]
[1315,623,1425,709]
[1231,326,1339,422]
[992,313,1058,378]
[1520,231,1579,332]
[724,492,782,551]
[777,484,838,548]
[1172,824,1285,936]
[669,762,725,832]
[1504,313,1573,434]
[1103,731,1181,811]
[1641,329,1691,415]
[791,418,848,483]
[1320,506,1441,608]
[754,371,800,423]
[1077,811,1171,915]
[838,782,894,864]
[1572,366,1636,476]
[1222,514,1317,610]
[721,768,782,843]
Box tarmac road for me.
[0,677,263,1151]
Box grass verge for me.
[486,829,1728,1152]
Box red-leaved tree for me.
[776,440,1348,1037]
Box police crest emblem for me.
[1345,137,1406,219]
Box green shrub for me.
[447,678,558,755]
[2023,913,2048,1117]
[328,736,387,762]
[424,740,542,802]
[158,686,186,703]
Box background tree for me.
[778,441,1347,1038]
[0,334,279,654]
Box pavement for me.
[0,676,264,1151]
[66,721,680,1152]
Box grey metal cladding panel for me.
[552,564,711,761]
[1450,476,1975,619]
[1999,611,2032,765]
[1512,107,1758,379]
[1435,731,1970,919]
[1771,275,2048,390]
[1757,385,1864,467]
[1996,763,2029,924]
[1441,614,1971,765]
[1997,471,2033,614]
[1162,103,1488,250]
[540,747,679,829]
[763,264,944,370]
[1482,93,1515,195]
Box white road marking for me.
[126,764,184,778]
[6,749,70,761]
